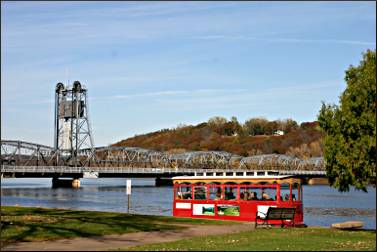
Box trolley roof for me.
[172,171,302,184]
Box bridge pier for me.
[52,177,81,189]
[155,177,173,186]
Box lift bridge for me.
[1,81,326,187]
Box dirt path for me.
[2,223,255,251]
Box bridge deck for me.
[1,165,326,178]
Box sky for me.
[1,1,376,147]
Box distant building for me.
[273,130,284,136]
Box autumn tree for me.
[208,116,227,126]
[318,49,376,192]
[283,119,299,133]
[244,117,269,136]
[225,116,243,136]
[265,121,279,135]
[208,116,228,135]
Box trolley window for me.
[176,183,192,200]
[224,183,238,200]
[240,186,259,201]
[194,184,207,200]
[280,183,291,201]
[209,183,223,200]
[261,187,277,201]
[292,182,301,201]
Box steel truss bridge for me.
[1,140,326,179]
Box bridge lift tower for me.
[54,81,95,167]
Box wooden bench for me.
[255,207,296,228]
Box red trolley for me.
[172,171,304,227]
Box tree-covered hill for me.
[113,117,323,159]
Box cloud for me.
[112,88,247,100]
[113,90,188,99]
[153,80,343,110]
[193,35,375,46]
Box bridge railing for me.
[1,165,326,176]
[1,165,224,174]
[1,165,82,174]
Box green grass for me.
[0,206,233,246]
[121,228,376,251]
[2,206,375,251]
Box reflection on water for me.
[1,178,375,229]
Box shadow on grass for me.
[1,206,197,244]
[1,205,236,242]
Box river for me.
[1,178,375,229]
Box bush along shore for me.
[1,206,376,251]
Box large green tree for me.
[318,50,376,192]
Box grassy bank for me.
[0,206,231,246]
[2,206,375,251]
[122,227,376,251]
